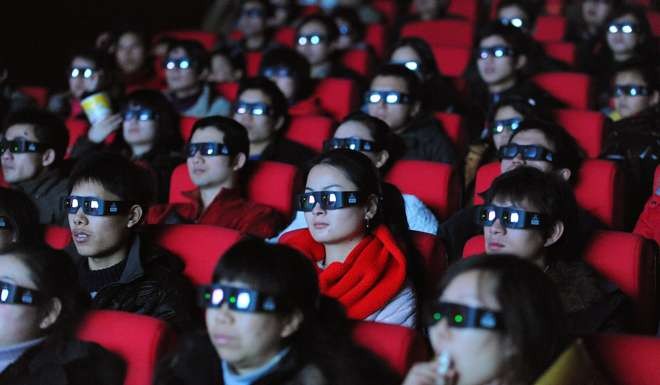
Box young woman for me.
[0,188,41,252]
[155,239,400,385]
[280,149,425,328]
[113,28,162,92]
[0,243,125,384]
[402,254,568,385]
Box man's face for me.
[233,89,279,144]
[366,75,415,134]
[116,32,146,75]
[500,129,555,174]
[606,14,641,58]
[68,57,99,99]
[296,21,332,66]
[187,127,235,190]
[1,124,46,184]
[238,1,268,38]
[165,47,200,93]
[582,0,612,28]
[613,70,654,119]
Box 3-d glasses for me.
[296,191,366,211]
[478,46,515,60]
[0,139,45,154]
[365,90,411,105]
[491,118,522,134]
[608,22,640,34]
[476,204,547,229]
[391,60,421,72]
[123,107,158,122]
[613,85,649,97]
[429,302,504,330]
[241,8,264,18]
[185,142,231,157]
[234,101,273,116]
[262,66,292,78]
[198,284,285,313]
[498,144,554,162]
[63,196,133,216]
[499,17,525,29]
[70,67,96,79]
[297,34,327,46]
[323,138,380,152]
[163,57,193,70]
[0,280,41,306]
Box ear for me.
[515,54,527,70]
[543,220,564,248]
[126,204,143,228]
[41,149,56,168]
[374,150,390,169]
[364,194,379,220]
[39,298,62,330]
[280,310,304,338]
[556,167,571,182]
[274,116,285,132]
[231,152,247,171]
[650,91,659,106]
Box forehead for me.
[480,35,509,48]
[306,164,358,190]
[498,4,527,18]
[71,56,95,68]
[118,32,142,46]
[441,270,500,310]
[71,180,122,201]
[391,46,421,62]
[190,126,225,143]
[168,47,189,59]
[494,105,522,120]
[615,70,646,85]
[491,195,539,212]
[334,121,373,140]
[239,88,271,104]
[613,13,638,24]
[510,129,554,151]
[243,1,265,9]
[4,124,38,142]
[0,254,36,289]
[371,75,408,92]
[299,20,328,35]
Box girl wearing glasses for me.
[402,254,568,385]
[155,239,399,385]
[0,244,125,384]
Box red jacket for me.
[634,192,660,246]
[147,187,285,238]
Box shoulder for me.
[402,194,438,235]
[365,285,416,328]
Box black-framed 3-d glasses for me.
[428,301,504,331]
[63,196,133,216]
[0,280,41,306]
[198,284,286,313]
[476,204,548,230]
[296,191,367,211]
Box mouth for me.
[211,334,235,346]
[487,241,505,251]
[191,167,206,175]
[312,222,329,229]
[72,230,91,244]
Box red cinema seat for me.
[341,49,373,77]
[245,52,263,77]
[412,231,448,287]
[153,224,242,285]
[586,334,660,385]
[169,164,194,203]
[274,26,295,47]
[448,0,478,21]
[365,23,387,58]
[373,0,396,25]
[352,321,429,375]
[533,15,566,42]
[532,72,592,109]
[314,78,359,121]
[0,171,7,188]
[432,46,471,77]
[435,112,466,156]
[179,116,197,142]
[215,81,239,103]
[78,310,174,385]
[462,234,485,257]
[472,161,500,205]
[156,30,217,51]
[543,41,576,66]
[385,160,460,221]
[647,11,660,37]
[554,109,605,158]
[44,225,72,250]
[18,86,48,108]
[401,20,474,48]
[65,118,90,158]
[285,115,334,153]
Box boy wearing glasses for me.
[1,110,69,225]
[65,152,194,331]
[147,116,285,238]
[366,64,456,164]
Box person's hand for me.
[87,114,122,143]
[401,358,458,385]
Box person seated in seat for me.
[113,26,162,92]
[402,254,568,385]
[280,150,426,328]
[495,0,538,34]
[207,46,245,84]
[0,243,125,384]
[235,0,279,52]
[233,77,316,165]
[366,64,456,164]
[1,110,69,225]
[0,188,41,252]
[480,166,630,333]
[566,0,620,72]
[147,116,286,238]
[607,61,660,121]
[404,0,451,23]
[154,239,400,385]
[66,152,195,331]
[163,40,231,118]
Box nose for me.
[430,317,451,345]
[511,152,525,166]
[311,201,326,216]
[191,151,204,164]
[71,208,88,227]
[209,303,233,323]
[0,148,11,160]
[487,218,506,234]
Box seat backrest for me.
[532,72,592,109]
[44,225,72,250]
[448,0,478,21]
[0,170,7,188]
[373,0,397,25]
[533,15,566,42]
[245,51,263,77]
[401,20,474,48]
[462,234,485,257]
[352,321,429,375]
[274,26,295,47]
[365,23,386,58]
[586,334,660,385]
[543,41,576,66]
[215,81,239,103]
[431,46,471,77]
[179,116,197,142]
[646,11,660,37]
[152,224,242,285]
[554,109,605,158]
[285,115,334,153]
[65,118,90,158]
[156,30,217,51]
[385,160,460,221]
[77,310,174,385]
[314,78,359,121]
[18,86,48,108]
[411,231,447,287]
[341,49,373,77]
[435,112,466,156]
[169,164,194,204]
[472,161,500,205]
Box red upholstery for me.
[554,109,605,158]
[245,51,263,77]
[448,0,478,21]
[341,49,373,77]
[78,310,174,385]
[365,23,387,58]
[435,112,466,156]
[314,78,359,121]
[44,225,72,250]
[431,46,471,77]
[462,235,485,257]
[472,161,500,205]
[385,160,460,221]
[586,334,660,385]
[373,0,396,25]
[169,164,194,204]
[401,20,474,48]
[647,11,660,37]
[155,30,217,51]
[543,41,576,66]
[215,81,239,103]
[532,72,592,109]
[153,224,242,285]
[352,321,429,375]
[0,171,7,188]
[179,116,197,142]
[533,15,566,42]
[412,231,447,287]
[274,26,295,47]
[18,86,48,108]
[285,115,334,153]
[64,118,90,158]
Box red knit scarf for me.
[280,225,407,319]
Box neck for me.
[614,51,633,62]
[322,233,365,266]
[246,34,265,50]
[249,139,273,158]
[174,83,202,99]
[310,62,332,79]
[199,177,236,209]
[130,143,153,157]
[87,244,129,271]
[488,77,517,94]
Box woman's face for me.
[333,121,387,167]
[296,21,332,66]
[477,35,518,87]
[205,280,292,372]
[606,13,641,58]
[613,70,653,119]
[209,54,236,83]
[122,104,158,149]
[491,105,522,150]
[116,32,146,75]
[304,164,367,245]
[429,270,509,385]
[582,0,612,28]
[0,255,43,346]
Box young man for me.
[1,109,69,225]
[66,152,194,331]
[147,116,286,238]
[232,77,316,165]
[609,62,659,121]
[366,64,456,164]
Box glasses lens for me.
[236,292,252,310]
[211,288,224,306]
[385,93,399,104]
[368,92,381,103]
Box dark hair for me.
[612,60,660,92]
[296,13,340,43]
[259,47,312,102]
[495,0,538,28]
[3,109,69,167]
[336,111,398,171]
[166,39,209,75]
[189,116,250,159]
[1,243,90,344]
[436,254,568,385]
[390,37,441,81]
[69,48,114,72]
[241,0,273,18]
[68,151,154,210]
[210,45,246,76]
[476,22,532,58]
[372,64,421,104]
[483,166,581,259]
[509,118,585,183]
[330,6,366,43]
[486,95,554,138]
[0,187,41,247]
[237,76,290,123]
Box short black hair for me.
[390,37,441,81]
[371,64,421,104]
[612,60,659,92]
[296,13,340,43]
[166,39,209,75]
[210,45,246,75]
[259,47,312,101]
[4,109,69,167]
[476,22,532,58]
[189,116,250,159]
[68,152,154,210]
[487,95,553,127]
[237,76,290,123]
[241,0,273,18]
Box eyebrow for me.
[305,184,345,191]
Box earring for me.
[365,215,371,230]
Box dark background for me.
[1,0,211,91]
